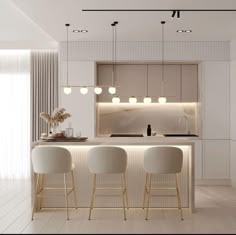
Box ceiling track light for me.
[177,10,180,18]
[171,10,176,18]
[171,10,180,18]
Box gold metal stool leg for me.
[71,170,78,209]
[176,173,184,220]
[88,174,96,220]
[31,173,40,220]
[145,174,152,220]
[121,174,127,220]
[64,173,69,220]
[142,173,148,209]
[123,173,129,209]
[39,174,45,210]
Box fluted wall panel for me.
[60,41,229,62]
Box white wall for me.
[60,61,96,138]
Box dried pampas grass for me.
[40,108,71,125]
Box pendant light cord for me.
[147,64,149,96]
[161,21,165,96]
[114,24,116,86]
[112,23,114,87]
[111,21,118,87]
[66,24,69,87]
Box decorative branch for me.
[40,108,72,126]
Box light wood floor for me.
[1,179,236,234]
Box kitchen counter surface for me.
[34,136,200,146]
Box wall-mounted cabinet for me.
[181,65,198,102]
[97,63,198,103]
[148,65,181,102]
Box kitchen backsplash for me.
[96,103,198,136]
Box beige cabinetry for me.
[148,65,181,102]
[97,63,198,102]
[181,65,198,102]
[96,64,113,102]
[116,64,147,102]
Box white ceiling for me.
[2,0,236,44]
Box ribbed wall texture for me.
[31,50,59,141]
[60,41,230,61]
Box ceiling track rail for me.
[82,9,236,12]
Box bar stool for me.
[87,146,128,220]
[31,146,78,220]
[143,146,183,220]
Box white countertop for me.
[34,136,199,146]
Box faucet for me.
[179,115,190,134]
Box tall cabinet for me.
[201,61,230,181]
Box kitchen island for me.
[33,137,195,212]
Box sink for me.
[163,134,199,137]
[110,133,144,137]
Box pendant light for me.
[112,96,120,103]
[143,64,152,103]
[109,21,118,95]
[129,96,137,103]
[80,86,88,94]
[62,23,96,95]
[158,21,167,104]
[94,87,102,94]
[64,23,72,95]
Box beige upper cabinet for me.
[97,63,198,102]
[148,65,181,102]
[181,65,198,102]
[116,64,147,102]
[97,64,113,102]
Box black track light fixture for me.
[171,10,180,18]
[171,10,176,18]
[177,10,180,18]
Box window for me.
[0,50,30,179]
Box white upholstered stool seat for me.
[87,146,128,220]
[31,146,78,220]
[143,146,184,220]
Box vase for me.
[50,123,59,135]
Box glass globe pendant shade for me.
[129,96,137,104]
[112,96,120,103]
[143,96,152,104]
[64,86,72,94]
[80,87,88,95]
[108,86,116,94]
[158,96,167,104]
[94,87,102,94]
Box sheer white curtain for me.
[0,50,30,179]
